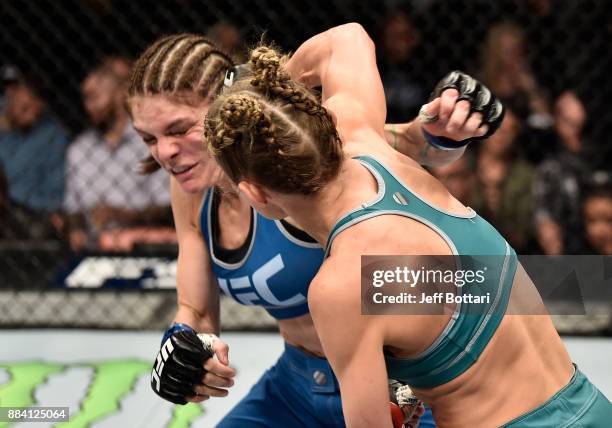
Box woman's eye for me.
[142,137,156,145]
[171,128,189,136]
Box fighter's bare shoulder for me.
[308,257,361,329]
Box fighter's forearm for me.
[384,120,466,167]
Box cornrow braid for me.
[174,43,214,91]
[159,38,204,92]
[250,46,289,86]
[129,35,178,95]
[221,95,264,130]
[197,55,231,99]
[248,46,329,119]
[128,33,234,99]
[204,41,344,195]
[143,34,192,94]
[208,94,277,154]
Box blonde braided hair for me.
[249,46,330,119]
[207,94,276,154]
[205,44,343,195]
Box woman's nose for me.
[157,136,180,163]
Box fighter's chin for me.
[171,163,206,194]
[174,173,205,194]
[177,179,204,194]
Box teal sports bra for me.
[324,155,518,388]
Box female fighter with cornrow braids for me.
[128,31,503,427]
[205,23,611,427]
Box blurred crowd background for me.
[0,0,610,296]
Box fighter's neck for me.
[284,158,378,247]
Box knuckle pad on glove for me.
[456,76,478,104]
[473,86,492,111]
[432,70,504,142]
[170,347,205,372]
[481,99,504,138]
[150,327,214,405]
[159,389,188,405]
[173,331,209,358]
[166,370,197,388]
[432,70,463,97]
[156,378,194,404]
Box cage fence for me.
[0,0,611,334]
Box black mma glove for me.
[150,323,216,405]
[423,70,505,149]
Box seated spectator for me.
[63,59,173,252]
[429,150,476,206]
[0,65,22,131]
[0,166,61,241]
[582,183,612,256]
[377,9,427,122]
[472,110,535,253]
[0,70,69,215]
[533,91,590,255]
[103,55,132,81]
[207,21,246,63]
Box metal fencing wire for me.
[0,0,610,333]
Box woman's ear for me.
[327,107,338,126]
[237,180,287,220]
[238,181,267,205]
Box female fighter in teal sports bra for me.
[127,30,495,427]
[206,23,612,427]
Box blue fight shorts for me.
[217,342,435,427]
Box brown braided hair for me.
[205,45,343,195]
[249,46,329,118]
[127,33,234,173]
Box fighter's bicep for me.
[320,24,386,136]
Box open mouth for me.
[171,163,196,177]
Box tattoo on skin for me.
[419,140,433,160]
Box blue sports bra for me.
[200,189,324,320]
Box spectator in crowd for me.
[0,166,62,240]
[0,70,69,218]
[472,110,535,253]
[515,0,610,105]
[377,9,427,122]
[103,54,133,81]
[0,65,22,130]
[207,21,246,63]
[479,21,553,161]
[429,150,476,206]
[63,59,173,252]
[514,0,567,95]
[533,91,590,255]
[582,183,612,255]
